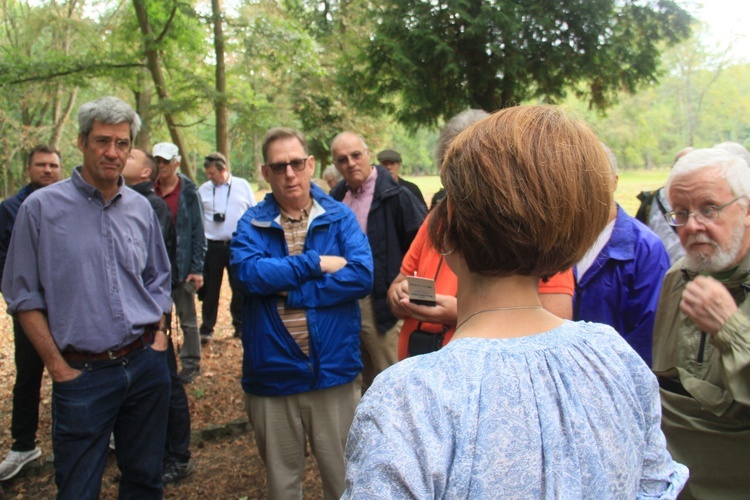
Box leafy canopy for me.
[359,0,692,127]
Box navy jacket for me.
[173,173,206,284]
[0,184,34,283]
[230,184,373,396]
[330,165,426,332]
[574,205,670,366]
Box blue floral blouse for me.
[343,320,688,499]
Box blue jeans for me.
[52,344,170,500]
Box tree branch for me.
[0,62,145,86]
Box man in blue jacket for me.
[574,145,669,366]
[230,127,373,499]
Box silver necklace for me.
[455,306,543,333]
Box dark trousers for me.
[200,240,243,335]
[11,317,45,452]
[165,333,191,464]
[53,345,170,499]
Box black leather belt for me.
[208,239,231,246]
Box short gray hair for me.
[713,141,750,167]
[435,109,489,168]
[322,165,342,182]
[77,96,141,143]
[330,132,368,156]
[667,148,750,202]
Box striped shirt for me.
[277,203,313,355]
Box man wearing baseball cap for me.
[153,142,206,384]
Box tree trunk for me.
[134,66,153,149]
[50,87,77,148]
[212,0,228,159]
[132,0,195,181]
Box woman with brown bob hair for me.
[343,106,687,498]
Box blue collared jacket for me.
[230,184,373,396]
[574,205,670,366]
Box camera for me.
[213,213,226,222]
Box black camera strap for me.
[212,178,232,217]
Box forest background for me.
[0,0,747,198]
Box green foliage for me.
[355,0,692,127]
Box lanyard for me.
[212,179,232,215]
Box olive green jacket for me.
[653,254,750,416]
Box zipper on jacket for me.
[308,362,315,390]
[697,332,707,364]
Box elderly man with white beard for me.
[653,147,750,500]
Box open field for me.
[402,168,671,216]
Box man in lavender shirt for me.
[329,132,426,392]
[2,96,172,499]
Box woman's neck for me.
[452,272,563,340]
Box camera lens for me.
[214,213,226,222]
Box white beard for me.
[684,218,745,273]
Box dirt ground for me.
[0,276,324,499]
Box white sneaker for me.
[0,448,42,481]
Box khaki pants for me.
[358,294,401,393]
[245,381,360,500]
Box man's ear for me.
[260,164,271,184]
[77,133,86,153]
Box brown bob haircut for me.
[429,105,612,280]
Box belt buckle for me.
[107,349,116,359]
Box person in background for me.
[387,109,574,359]
[0,145,62,481]
[653,147,750,498]
[321,164,342,191]
[154,142,206,384]
[231,127,372,499]
[122,147,194,484]
[198,152,256,343]
[329,132,426,392]
[635,147,693,265]
[376,149,427,210]
[343,105,687,498]
[574,144,670,366]
[2,96,172,498]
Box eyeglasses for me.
[665,196,746,227]
[334,151,365,167]
[92,137,130,152]
[266,158,308,175]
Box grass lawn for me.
[403,168,671,217]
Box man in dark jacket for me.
[330,132,426,391]
[0,145,61,481]
[154,142,207,384]
[376,149,427,210]
[231,127,373,499]
[123,148,194,483]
